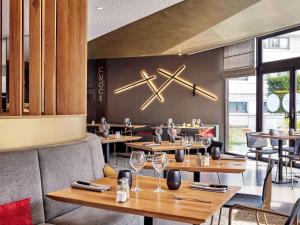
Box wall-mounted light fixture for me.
[114,65,217,111]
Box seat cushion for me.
[224,193,263,208]
[38,140,95,221]
[0,150,45,225]
[48,206,143,225]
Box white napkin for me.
[71,181,110,192]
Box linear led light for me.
[114,75,156,94]
[158,67,217,100]
[140,65,185,111]
[140,71,164,102]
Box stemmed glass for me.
[167,127,173,142]
[152,152,168,193]
[130,151,146,192]
[201,136,212,153]
[185,136,193,163]
[155,127,163,136]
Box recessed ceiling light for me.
[96,6,104,10]
[178,50,182,56]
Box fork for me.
[172,194,212,204]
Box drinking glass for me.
[201,136,212,153]
[184,136,193,163]
[129,151,146,192]
[155,127,163,136]
[167,127,173,142]
[152,152,168,192]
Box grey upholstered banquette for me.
[0,133,142,225]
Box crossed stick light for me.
[114,65,217,111]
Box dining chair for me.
[115,130,133,166]
[216,160,274,225]
[245,132,277,166]
[228,198,300,225]
[288,139,300,189]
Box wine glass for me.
[129,151,146,192]
[184,136,193,163]
[167,127,173,142]
[155,127,163,136]
[201,136,212,153]
[152,152,168,192]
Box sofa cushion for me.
[0,150,45,225]
[49,206,143,225]
[85,133,105,179]
[38,140,95,221]
[0,198,33,225]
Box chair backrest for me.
[285,198,300,225]
[262,160,274,208]
[246,132,267,148]
[270,139,287,147]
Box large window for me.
[262,30,300,63]
[227,76,256,155]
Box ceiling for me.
[88,0,300,59]
[88,0,183,41]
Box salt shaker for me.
[116,178,128,203]
[204,153,210,167]
[196,153,202,167]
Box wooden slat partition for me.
[56,0,87,115]
[44,0,56,115]
[9,0,23,116]
[0,0,2,112]
[29,0,42,115]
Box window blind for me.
[223,39,255,78]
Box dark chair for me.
[216,161,274,225]
[228,197,300,225]
[288,139,300,189]
[246,132,277,166]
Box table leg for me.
[144,216,153,225]
[103,143,110,164]
[273,139,292,184]
[194,172,200,182]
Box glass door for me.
[226,76,256,155]
[263,71,291,132]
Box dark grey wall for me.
[105,48,225,141]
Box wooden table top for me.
[250,132,300,140]
[100,135,142,144]
[144,155,246,174]
[46,176,240,224]
[87,123,146,129]
[126,141,204,151]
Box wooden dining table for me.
[99,135,142,163]
[126,141,204,152]
[47,176,240,225]
[144,154,247,182]
[250,132,300,184]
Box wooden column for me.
[29,0,42,115]
[56,0,87,115]
[9,0,23,116]
[44,0,56,115]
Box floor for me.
[110,154,300,224]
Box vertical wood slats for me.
[44,0,56,115]
[9,0,23,116]
[29,0,42,115]
[0,0,2,112]
[56,0,87,115]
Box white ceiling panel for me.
[88,0,183,40]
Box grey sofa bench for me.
[0,133,142,225]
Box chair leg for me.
[210,214,214,225]
[113,143,116,164]
[286,158,288,180]
[291,160,295,190]
[217,208,222,225]
[242,172,245,185]
[275,160,279,183]
[217,173,221,184]
[256,211,261,225]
